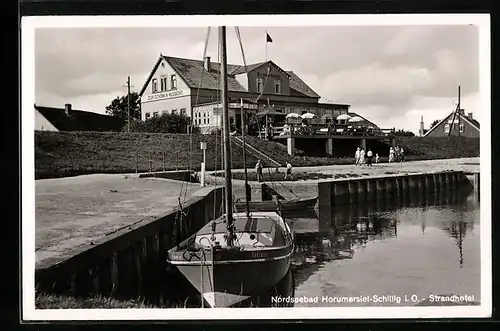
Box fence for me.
[133,150,185,173]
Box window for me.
[152,78,158,93]
[207,118,210,124]
[459,123,465,133]
[145,112,151,119]
[204,118,206,125]
[275,107,283,112]
[274,80,281,94]
[180,108,186,115]
[444,124,450,133]
[160,75,168,91]
[171,75,177,89]
[153,112,159,118]
[256,77,264,93]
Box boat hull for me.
[167,212,294,307]
[173,249,292,307]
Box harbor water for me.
[289,187,480,307]
[157,186,480,308]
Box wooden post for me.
[149,151,152,173]
[176,153,179,171]
[162,151,166,172]
[135,151,139,173]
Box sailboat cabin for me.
[138,55,350,133]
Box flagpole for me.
[265,30,268,62]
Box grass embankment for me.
[35,131,479,180]
[244,135,480,167]
[36,293,156,309]
[35,131,258,179]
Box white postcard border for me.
[22,14,491,320]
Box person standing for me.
[389,147,395,163]
[366,149,373,166]
[375,153,380,163]
[284,161,294,180]
[355,147,361,166]
[400,147,405,162]
[255,159,263,182]
[359,149,366,166]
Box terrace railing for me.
[259,125,395,138]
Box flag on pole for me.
[266,33,273,43]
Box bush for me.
[129,113,200,134]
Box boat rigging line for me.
[177,26,212,222]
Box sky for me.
[34,22,481,134]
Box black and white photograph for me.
[22,14,491,320]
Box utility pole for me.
[122,76,135,132]
[448,85,461,137]
[457,86,461,137]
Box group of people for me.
[388,146,405,163]
[255,159,293,182]
[354,147,378,166]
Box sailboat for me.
[166,26,295,308]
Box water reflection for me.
[153,188,479,308]
[161,266,295,308]
[288,188,480,306]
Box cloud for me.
[34,24,481,132]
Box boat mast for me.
[220,26,235,246]
[240,98,251,217]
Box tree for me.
[106,92,141,121]
[429,119,440,129]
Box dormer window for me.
[152,78,158,93]
[171,75,177,89]
[274,80,281,94]
[256,77,264,93]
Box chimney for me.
[203,56,211,71]
[419,115,424,137]
[459,108,465,115]
[64,103,72,115]
[468,112,473,120]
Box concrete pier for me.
[35,177,224,300]
[317,171,468,208]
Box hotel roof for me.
[139,55,321,99]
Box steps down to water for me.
[231,136,282,167]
